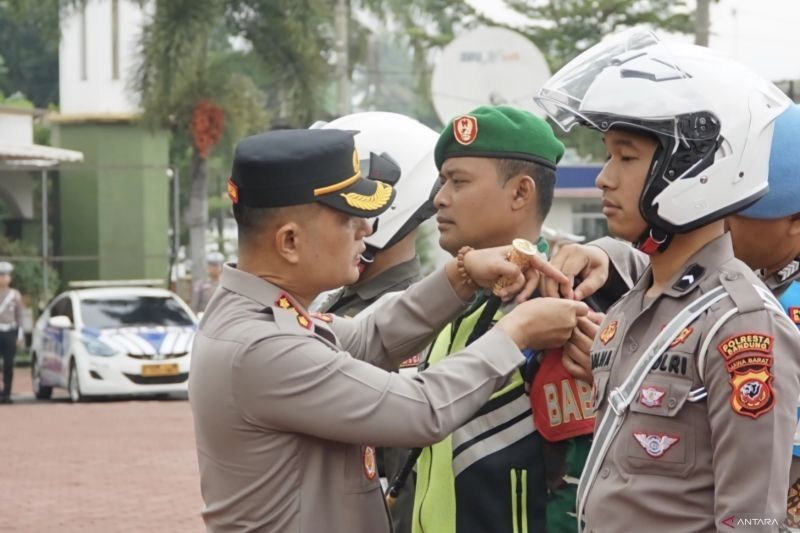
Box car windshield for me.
[80,296,194,329]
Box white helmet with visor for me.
[535,29,790,251]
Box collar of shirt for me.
[341,257,422,301]
[628,233,735,301]
[220,263,286,308]
[220,263,338,339]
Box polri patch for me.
[453,115,478,145]
[718,333,773,361]
[633,432,679,458]
[718,333,775,419]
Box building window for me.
[572,201,608,242]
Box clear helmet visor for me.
[535,28,721,141]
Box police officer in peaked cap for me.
[187,128,586,532]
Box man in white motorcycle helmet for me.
[534,28,800,531]
[312,111,439,533]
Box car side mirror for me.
[48,315,73,329]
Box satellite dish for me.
[431,26,551,123]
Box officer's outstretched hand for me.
[456,245,570,302]
[495,298,589,350]
[541,243,611,301]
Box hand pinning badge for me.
[493,238,548,297]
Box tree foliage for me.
[0,0,60,107]
[503,0,693,71]
[0,236,60,309]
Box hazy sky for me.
[467,0,800,82]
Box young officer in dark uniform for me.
[188,128,588,532]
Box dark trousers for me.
[0,330,17,397]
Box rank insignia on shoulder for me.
[672,263,705,292]
[600,320,618,345]
[275,294,313,330]
[311,312,334,323]
[633,432,679,458]
[639,386,666,408]
[363,446,377,480]
[399,354,421,368]
[790,307,800,325]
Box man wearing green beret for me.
[412,106,600,533]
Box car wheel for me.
[31,355,53,400]
[68,360,84,403]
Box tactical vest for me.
[412,301,547,533]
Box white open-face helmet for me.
[535,29,790,246]
[311,112,439,251]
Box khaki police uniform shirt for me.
[586,234,800,532]
[189,264,525,533]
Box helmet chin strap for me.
[635,226,673,255]
[359,248,375,264]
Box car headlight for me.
[81,336,117,357]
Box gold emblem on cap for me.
[340,181,392,211]
[353,148,360,175]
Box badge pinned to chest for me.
[638,385,666,408]
[633,432,679,458]
[363,446,377,480]
[599,320,618,345]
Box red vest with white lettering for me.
[530,349,595,442]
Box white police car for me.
[30,283,197,402]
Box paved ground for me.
[0,370,204,532]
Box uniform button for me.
[725,272,739,281]
[667,397,677,408]
[600,467,610,479]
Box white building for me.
[59,0,147,117]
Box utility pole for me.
[695,0,711,47]
[335,0,350,115]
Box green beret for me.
[434,105,565,170]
